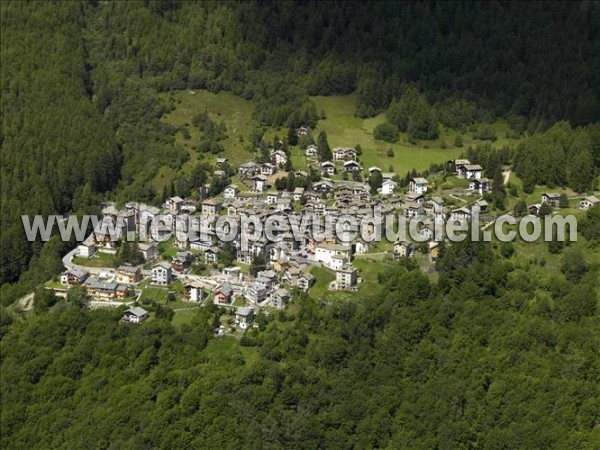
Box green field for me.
[310,95,524,174]
[156,90,256,190]
[72,252,117,268]
[158,91,527,188]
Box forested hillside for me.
[1,237,599,448]
[1,2,598,295]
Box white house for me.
[334,264,357,290]
[61,269,88,286]
[271,149,288,166]
[122,307,148,324]
[297,273,315,291]
[261,163,276,176]
[321,161,336,176]
[305,144,318,157]
[393,240,414,258]
[184,281,204,302]
[77,242,96,258]
[333,147,357,161]
[449,206,472,223]
[235,307,255,329]
[580,195,599,210]
[223,184,239,199]
[315,243,352,269]
[469,178,491,195]
[542,193,561,207]
[409,177,429,195]
[381,179,397,195]
[464,164,483,180]
[152,262,172,286]
[343,160,361,172]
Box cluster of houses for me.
[57,140,599,326]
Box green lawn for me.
[72,252,117,268]
[139,286,169,303]
[308,266,335,299]
[201,335,260,364]
[158,91,526,186]
[158,89,256,189]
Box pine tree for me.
[317,131,332,161]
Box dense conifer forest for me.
[2,234,600,448]
[1,2,599,447]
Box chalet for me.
[214,283,233,304]
[60,269,88,286]
[84,278,128,300]
[138,243,156,261]
[271,150,288,166]
[122,307,148,324]
[454,159,471,177]
[368,166,382,176]
[529,204,542,215]
[409,177,429,195]
[171,251,193,272]
[312,180,334,193]
[449,206,472,222]
[475,199,489,213]
[295,126,311,136]
[235,307,255,330]
[166,196,184,214]
[270,288,290,309]
[204,247,219,264]
[223,184,239,199]
[343,160,362,172]
[403,201,424,218]
[469,178,491,195]
[77,242,96,258]
[393,240,414,258]
[184,281,204,302]
[252,175,269,192]
[267,192,280,205]
[321,161,336,176]
[335,264,357,290]
[202,198,222,215]
[297,273,315,291]
[152,262,172,286]
[293,187,305,201]
[261,163,276,176]
[116,264,142,284]
[333,147,357,161]
[542,193,561,208]
[239,161,260,176]
[464,164,483,180]
[305,144,318,157]
[580,195,599,210]
[381,179,397,196]
[354,239,370,255]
